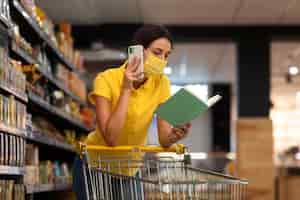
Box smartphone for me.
[128,45,144,79]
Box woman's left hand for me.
[169,123,192,143]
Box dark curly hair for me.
[131,24,173,49]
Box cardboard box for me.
[236,118,275,200]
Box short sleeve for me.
[88,73,112,105]
[159,75,171,104]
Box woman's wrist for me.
[167,131,178,145]
[121,86,132,94]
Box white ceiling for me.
[36,0,300,25]
[35,0,300,97]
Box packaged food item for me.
[10,24,33,55]
[22,64,41,84]
[0,132,4,165]
[0,0,11,22]
[25,144,39,166]
[80,107,96,129]
[68,72,87,101]
[6,59,27,95]
[0,180,26,200]
[24,166,39,185]
[3,96,8,125]
[9,96,16,127]
[73,50,84,71]
[11,24,21,45]
[51,90,65,108]
[53,161,61,178]
[54,63,69,87]
[69,101,80,119]
[57,22,87,71]
[0,94,3,122]
[36,7,57,46]
[59,23,72,37]
[20,0,37,19]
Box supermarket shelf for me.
[53,78,88,107]
[10,41,88,107]
[0,165,24,176]
[0,15,11,28]
[26,183,72,194]
[26,130,76,153]
[0,122,26,137]
[11,40,36,65]
[0,81,28,103]
[27,92,91,132]
[12,0,79,73]
[34,66,88,107]
[36,68,88,107]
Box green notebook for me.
[155,88,222,126]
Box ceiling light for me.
[119,53,126,59]
[226,152,236,160]
[164,67,172,75]
[189,152,207,160]
[289,65,299,75]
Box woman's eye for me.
[153,51,161,56]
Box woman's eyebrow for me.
[153,47,163,51]
[153,47,171,55]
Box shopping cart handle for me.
[80,143,186,154]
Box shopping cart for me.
[73,144,248,200]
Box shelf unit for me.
[0,165,24,176]
[26,183,72,194]
[12,0,80,74]
[10,40,36,65]
[1,1,93,199]
[0,122,26,137]
[0,81,28,103]
[26,130,76,154]
[0,15,11,28]
[10,40,88,107]
[27,91,91,132]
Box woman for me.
[87,24,190,150]
[79,25,191,199]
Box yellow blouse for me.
[85,61,170,175]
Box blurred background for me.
[2,0,300,199]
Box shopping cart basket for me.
[73,144,248,200]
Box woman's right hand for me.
[123,56,142,91]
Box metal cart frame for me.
[73,144,248,200]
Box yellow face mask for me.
[144,52,167,75]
